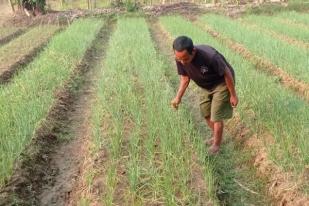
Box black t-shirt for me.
[176,45,235,90]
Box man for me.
[171,36,238,154]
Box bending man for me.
[171,36,238,154]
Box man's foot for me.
[208,145,220,155]
[205,138,214,145]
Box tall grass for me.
[0,18,104,186]
[159,16,309,174]
[243,14,309,42]
[198,14,309,84]
[276,11,309,26]
[89,17,219,205]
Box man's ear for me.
[192,47,196,55]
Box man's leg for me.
[209,121,224,154]
[205,117,214,145]
[199,88,213,145]
[205,117,214,131]
[208,83,233,154]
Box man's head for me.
[173,36,196,65]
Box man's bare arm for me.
[224,68,238,107]
[171,75,190,108]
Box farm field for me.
[198,14,309,84]
[0,18,103,188]
[0,6,308,206]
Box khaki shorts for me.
[199,83,233,122]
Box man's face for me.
[174,49,195,66]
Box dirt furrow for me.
[153,18,309,206]
[193,21,309,103]
[38,19,115,206]
[63,20,118,206]
[0,17,114,206]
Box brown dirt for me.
[67,47,146,206]
[68,112,112,206]
[150,18,309,206]
[113,117,135,206]
[0,18,113,206]
[0,27,61,85]
[72,116,137,205]
[193,21,309,103]
[61,20,116,206]
[0,3,14,26]
[38,19,115,206]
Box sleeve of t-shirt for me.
[210,54,228,76]
[176,61,188,76]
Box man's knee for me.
[205,116,212,123]
[213,121,224,128]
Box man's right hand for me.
[171,97,181,109]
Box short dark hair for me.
[173,36,194,55]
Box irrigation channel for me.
[0,17,114,205]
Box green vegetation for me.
[242,14,309,42]
[276,10,309,26]
[1,5,309,204]
[86,17,219,205]
[0,25,59,72]
[0,18,104,186]
[159,16,309,176]
[198,14,309,83]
